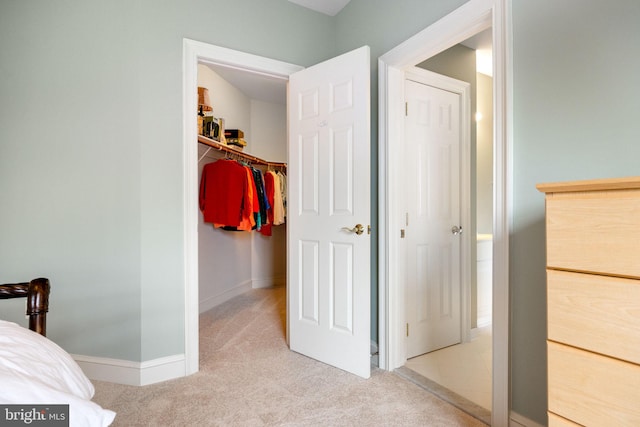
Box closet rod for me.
[198,135,287,168]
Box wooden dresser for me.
[537,177,640,427]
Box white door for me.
[287,46,371,379]
[405,79,462,359]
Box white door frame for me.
[378,0,512,424]
[404,67,473,347]
[182,39,303,375]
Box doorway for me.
[182,40,303,375]
[196,61,289,314]
[405,30,493,414]
[402,32,494,415]
[378,0,511,424]
[183,41,373,380]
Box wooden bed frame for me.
[0,278,50,336]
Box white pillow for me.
[0,320,116,426]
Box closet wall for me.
[197,64,287,313]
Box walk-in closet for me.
[197,62,287,314]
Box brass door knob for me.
[342,224,365,235]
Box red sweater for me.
[199,160,251,227]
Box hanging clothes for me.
[277,171,287,219]
[235,166,259,231]
[260,170,286,235]
[260,171,276,236]
[199,159,252,227]
[250,166,269,230]
[271,172,285,226]
[200,158,285,234]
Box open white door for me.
[405,78,462,359]
[288,46,371,378]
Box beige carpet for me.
[93,287,487,426]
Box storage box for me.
[224,129,244,139]
[202,116,221,141]
[226,138,247,150]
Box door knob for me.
[342,224,365,235]
[451,225,463,235]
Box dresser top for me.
[536,176,640,194]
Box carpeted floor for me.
[93,286,487,426]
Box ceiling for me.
[460,28,492,51]
[203,28,493,105]
[202,0,355,104]
[287,0,351,16]
[461,28,493,76]
[206,63,288,105]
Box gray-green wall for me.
[1,1,143,359]
[2,0,640,424]
[511,0,640,422]
[0,0,335,362]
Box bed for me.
[0,278,116,426]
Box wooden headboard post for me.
[26,278,50,335]
[0,278,50,336]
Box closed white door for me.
[405,79,462,358]
[288,46,371,378]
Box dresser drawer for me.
[548,341,640,426]
[548,269,640,364]
[545,189,640,278]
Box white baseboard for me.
[476,315,492,328]
[74,276,288,387]
[73,353,187,386]
[252,274,286,289]
[198,280,252,313]
[470,327,480,340]
[510,411,545,427]
[199,277,285,313]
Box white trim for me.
[404,67,473,345]
[470,327,481,340]
[509,411,545,427]
[377,63,405,371]
[198,280,253,314]
[182,38,304,378]
[477,316,492,329]
[380,0,493,69]
[198,277,286,313]
[252,275,287,289]
[492,0,513,424]
[182,39,200,377]
[73,354,186,386]
[378,0,512,426]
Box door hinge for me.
[406,212,409,226]
[400,229,405,238]
[406,323,409,337]
[405,102,408,116]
